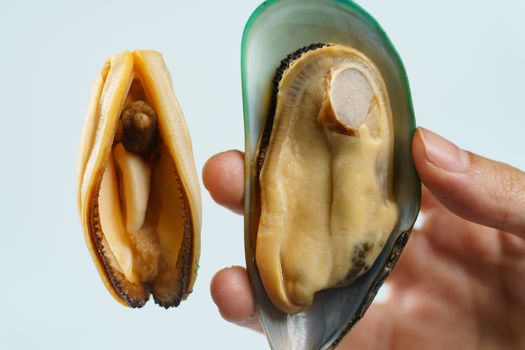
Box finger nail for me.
[418,128,468,172]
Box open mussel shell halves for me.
[77,50,201,308]
[241,0,420,349]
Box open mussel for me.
[77,50,201,308]
[242,1,420,349]
[255,43,399,314]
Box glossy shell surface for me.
[241,1,420,349]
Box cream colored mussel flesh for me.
[254,44,398,313]
[77,50,201,308]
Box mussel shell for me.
[241,0,420,349]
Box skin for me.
[203,127,525,349]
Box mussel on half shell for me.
[242,1,420,349]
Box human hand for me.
[203,127,525,349]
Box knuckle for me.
[496,164,525,203]
[491,162,525,231]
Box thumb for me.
[412,127,525,236]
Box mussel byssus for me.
[77,50,201,308]
[242,1,420,349]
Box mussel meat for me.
[254,43,399,314]
[77,50,201,308]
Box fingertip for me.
[412,127,475,215]
[411,127,424,167]
[210,266,261,331]
[412,127,468,205]
[202,150,245,214]
[202,150,242,192]
[412,127,525,235]
[413,130,440,211]
[412,128,439,181]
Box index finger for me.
[202,150,245,214]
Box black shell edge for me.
[151,237,191,309]
[328,228,413,349]
[92,201,149,308]
[255,43,328,175]
[152,179,194,309]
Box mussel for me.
[242,1,420,349]
[77,50,201,308]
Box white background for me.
[0,1,523,349]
